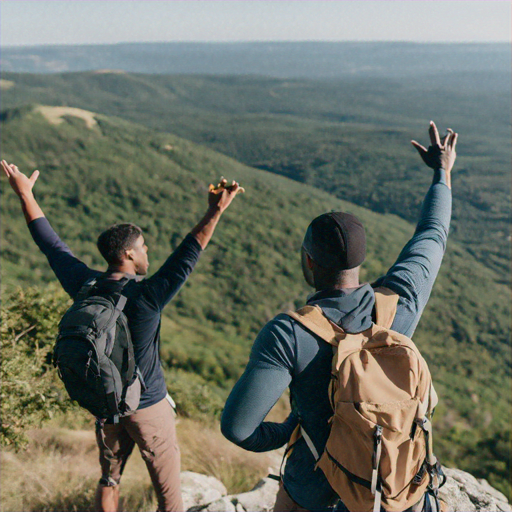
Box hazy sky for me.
[1,1,511,47]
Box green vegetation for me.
[1,105,510,499]
[0,285,74,448]
[2,71,509,280]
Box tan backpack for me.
[285,287,445,512]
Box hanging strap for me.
[371,425,383,512]
[419,417,446,494]
[269,422,315,482]
[300,426,320,461]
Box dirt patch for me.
[0,79,15,90]
[92,69,127,74]
[36,105,98,129]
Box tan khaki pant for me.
[273,484,311,512]
[96,397,183,512]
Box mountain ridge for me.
[2,41,509,77]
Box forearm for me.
[231,413,299,453]
[221,362,296,452]
[144,234,202,309]
[376,169,452,313]
[19,192,45,224]
[415,168,451,236]
[190,207,222,250]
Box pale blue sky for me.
[1,1,510,47]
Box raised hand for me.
[411,122,458,187]
[208,176,244,214]
[1,160,40,198]
[1,160,44,222]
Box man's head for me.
[97,223,149,275]
[301,212,366,290]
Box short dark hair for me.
[97,223,143,265]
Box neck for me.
[313,266,361,291]
[315,281,361,292]
[107,263,136,276]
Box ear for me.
[124,248,135,261]
[306,253,314,270]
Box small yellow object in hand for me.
[209,177,245,194]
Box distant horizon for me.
[4,39,510,49]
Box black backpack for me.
[53,276,143,421]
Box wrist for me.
[433,168,451,189]
[19,191,35,202]
[206,205,223,218]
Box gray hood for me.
[306,283,375,334]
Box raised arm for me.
[373,122,458,337]
[2,161,97,298]
[144,178,243,310]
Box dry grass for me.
[35,106,98,129]
[1,427,155,512]
[1,416,283,511]
[178,418,280,495]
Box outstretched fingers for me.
[411,140,427,157]
[449,131,458,150]
[1,160,16,177]
[429,121,441,147]
[1,160,10,177]
[30,170,40,184]
[441,128,454,148]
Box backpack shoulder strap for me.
[75,277,98,302]
[285,305,343,346]
[373,286,400,329]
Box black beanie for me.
[302,212,366,270]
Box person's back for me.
[221,122,457,512]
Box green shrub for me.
[0,286,76,448]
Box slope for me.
[0,105,510,495]
[1,70,510,280]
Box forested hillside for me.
[1,106,510,497]
[2,70,509,279]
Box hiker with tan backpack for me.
[221,121,457,512]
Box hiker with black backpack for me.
[2,161,242,512]
[221,121,457,512]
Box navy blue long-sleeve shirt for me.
[29,218,202,409]
[221,170,451,511]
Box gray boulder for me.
[230,477,280,512]
[181,471,227,512]
[199,496,237,512]
[440,467,511,512]
[181,467,511,512]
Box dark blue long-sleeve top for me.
[221,169,451,511]
[29,218,202,409]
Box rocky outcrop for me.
[439,468,511,512]
[181,467,511,512]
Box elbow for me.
[220,412,251,447]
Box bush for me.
[0,286,76,448]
